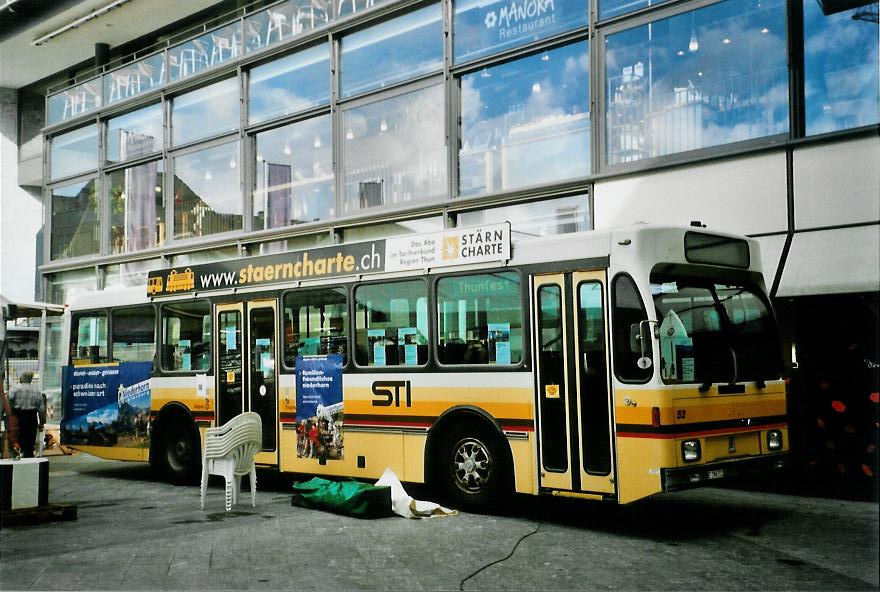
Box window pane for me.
[460,42,589,197]
[248,44,331,124]
[245,0,332,54]
[337,0,391,18]
[168,22,242,82]
[340,4,443,98]
[599,0,671,21]
[437,272,523,365]
[70,313,108,365]
[47,268,97,305]
[578,281,610,474]
[112,306,156,363]
[173,142,242,239]
[605,1,788,165]
[109,160,166,254]
[50,125,98,181]
[342,84,447,212]
[172,78,239,145]
[161,300,211,372]
[611,274,652,382]
[284,287,349,366]
[354,280,428,366]
[341,216,444,242]
[171,246,240,267]
[106,104,163,163]
[457,194,589,238]
[453,0,587,64]
[47,79,101,126]
[254,115,333,230]
[103,53,165,106]
[105,260,164,289]
[51,179,99,260]
[804,1,879,135]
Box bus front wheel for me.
[439,423,507,509]
[155,419,199,484]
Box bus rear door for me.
[533,271,615,496]
[215,299,279,466]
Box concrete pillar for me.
[0,88,43,302]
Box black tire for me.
[438,421,509,509]
[155,419,199,484]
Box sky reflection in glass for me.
[106,104,163,163]
[172,77,240,146]
[248,44,331,124]
[50,125,99,181]
[804,1,879,135]
[605,0,788,165]
[460,41,589,197]
[340,4,443,98]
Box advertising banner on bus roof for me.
[146,223,510,297]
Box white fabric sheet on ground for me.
[375,467,457,519]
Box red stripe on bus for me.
[617,422,788,439]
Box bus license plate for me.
[708,469,725,479]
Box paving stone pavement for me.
[1,453,877,591]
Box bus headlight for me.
[767,430,783,451]
[682,439,701,463]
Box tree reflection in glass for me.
[459,42,589,197]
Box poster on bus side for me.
[61,361,152,448]
[294,355,344,461]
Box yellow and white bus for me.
[60,223,788,506]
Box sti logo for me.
[442,236,460,260]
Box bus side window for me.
[160,300,211,372]
[283,287,349,367]
[612,274,653,382]
[354,280,428,367]
[111,305,156,365]
[70,312,109,365]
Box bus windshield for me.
[650,276,781,386]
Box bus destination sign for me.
[146,223,511,297]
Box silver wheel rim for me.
[452,437,491,494]
[166,427,191,472]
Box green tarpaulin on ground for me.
[291,477,393,518]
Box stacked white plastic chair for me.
[200,412,262,512]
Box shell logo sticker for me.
[545,384,560,398]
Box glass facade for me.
[342,84,447,212]
[108,160,166,254]
[171,77,239,146]
[248,44,331,124]
[605,0,788,164]
[803,1,879,135]
[460,41,589,196]
[454,0,587,64]
[42,0,879,288]
[50,125,98,181]
[254,115,334,230]
[106,104,163,163]
[340,4,443,98]
[172,142,242,239]
[51,179,99,260]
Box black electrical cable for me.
[458,522,542,591]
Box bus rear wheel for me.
[439,423,507,509]
[156,420,199,484]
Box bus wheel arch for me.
[426,406,514,509]
[151,403,200,484]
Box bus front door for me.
[533,272,615,496]
[215,300,279,466]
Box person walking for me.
[8,372,44,458]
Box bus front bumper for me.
[662,454,788,492]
